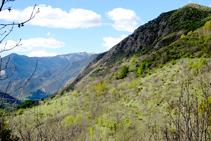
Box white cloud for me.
[0,70,6,76]
[0,5,102,29]
[106,8,141,32]
[103,35,127,49]
[47,32,51,36]
[189,0,192,3]
[28,50,57,57]
[209,4,211,7]
[0,38,65,51]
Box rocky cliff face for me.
[60,3,211,92]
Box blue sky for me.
[0,0,210,57]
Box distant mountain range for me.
[0,52,98,100]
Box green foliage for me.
[109,87,117,95]
[90,81,106,97]
[61,114,83,126]
[117,66,129,79]
[118,81,127,89]
[61,115,74,126]
[92,67,104,74]
[128,79,140,89]
[115,61,122,66]
[138,61,151,75]
[199,96,211,125]
[181,34,185,39]
[188,60,196,69]
[130,57,135,64]
[204,21,211,32]
[16,109,24,115]
[16,100,38,109]
[198,58,207,71]
[187,31,193,35]
[129,64,136,72]
[187,39,196,45]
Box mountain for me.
[1,52,96,81]
[59,3,211,93]
[0,52,98,99]
[7,4,211,140]
[3,54,98,100]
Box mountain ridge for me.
[60,3,211,92]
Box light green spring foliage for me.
[188,60,197,69]
[204,21,211,32]
[117,81,127,89]
[199,96,211,125]
[130,57,135,64]
[109,87,117,95]
[138,61,151,75]
[198,58,207,71]
[128,79,140,89]
[117,65,129,79]
[181,34,185,39]
[17,109,24,115]
[90,81,106,97]
[61,114,83,126]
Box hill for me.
[6,3,211,140]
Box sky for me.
[0,0,210,57]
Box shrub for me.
[198,58,207,71]
[90,81,106,97]
[181,34,185,39]
[16,100,38,109]
[17,109,24,115]
[199,96,211,126]
[115,61,122,66]
[128,79,140,89]
[118,81,127,89]
[109,87,117,95]
[130,57,135,64]
[117,66,129,79]
[204,20,211,32]
[61,115,74,126]
[137,61,151,75]
[129,65,136,72]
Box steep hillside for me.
[7,3,211,140]
[63,3,211,91]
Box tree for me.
[162,77,211,140]
[0,0,39,140]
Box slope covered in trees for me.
[6,3,211,140]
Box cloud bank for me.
[0,38,65,51]
[106,8,141,32]
[28,50,57,57]
[0,5,102,29]
[103,35,127,49]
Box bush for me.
[130,57,135,64]
[117,66,129,79]
[198,58,207,71]
[118,81,127,89]
[61,114,83,126]
[16,100,38,109]
[109,87,117,95]
[90,81,106,97]
[17,109,24,115]
[137,61,151,75]
[204,20,211,32]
